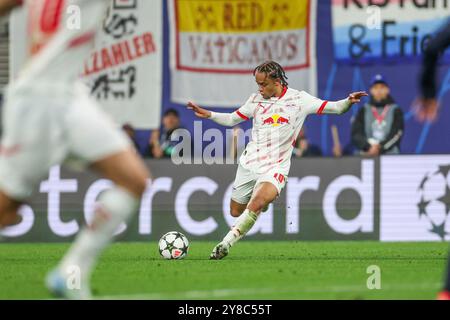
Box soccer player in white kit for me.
[187,61,367,260]
[0,0,149,298]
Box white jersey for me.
[236,87,330,176]
[14,0,108,90]
[0,0,130,201]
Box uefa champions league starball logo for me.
[416,165,450,240]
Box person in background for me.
[351,74,404,156]
[331,125,356,157]
[147,108,183,158]
[292,128,322,157]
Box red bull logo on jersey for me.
[262,114,290,127]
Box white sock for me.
[58,187,139,286]
[223,209,258,247]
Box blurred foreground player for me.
[0,0,149,299]
[416,19,450,122]
[416,18,450,301]
[187,61,367,260]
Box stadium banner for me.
[168,0,317,107]
[9,0,162,129]
[380,155,450,242]
[331,0,450,64]
[0,158,379,242]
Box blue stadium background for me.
[132,0,450,155]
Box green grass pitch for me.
[0,241,448,299]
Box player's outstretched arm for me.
[187,101,212,119]
[347,91,369,104]
[0,0,21,17]
[187,101,246,127]
[317,91,368,115]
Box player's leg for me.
[230,199,268,217]
[211,182,278,260]
[226,182,277,243]
[446,254,450,292]
[247,182,278,214]
[47,149,149,299]
[209,165,255,259]
[228,164,255,218]
[211,182,280,260]
[46,88,150,299]
[438,251,450,300]
[0,91,54,234]
[211,169,286,260]
[90,148,149,197]
[0,192,22,229]
[230,199,247,217]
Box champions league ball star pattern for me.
[158,231,190,260]
[417,165,450,240]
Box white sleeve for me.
[209,94,255,126]
[319,99,353,115]
[235,94,256,120]
[301,91,352,115]
[210,112,245,127]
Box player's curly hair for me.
[253,61,289,87]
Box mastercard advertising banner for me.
[169,0,317,107]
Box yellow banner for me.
[176,0,309,33]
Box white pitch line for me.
[96,283,442,300]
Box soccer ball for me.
[158,231,189,260]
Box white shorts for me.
[231,163,288,205]
[0,83,131,200]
